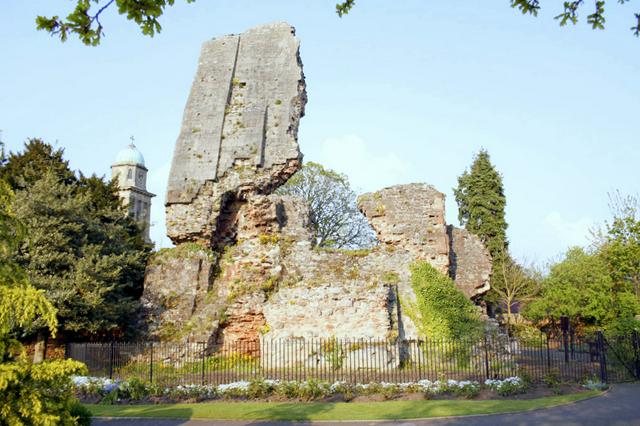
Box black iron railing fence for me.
[66,330,640,386]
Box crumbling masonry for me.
[141,22,492,348]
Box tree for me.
[600,192,640,300]
[454,149,508,264]
[491,255,541,328]
[276,161,376,249]
[37,1,640,46]
[524,247,639,331]
[37,0,195,46]
[2,140,150,341]
[338,1,640,36]
[0,138,75,190]
[0,179,91,426]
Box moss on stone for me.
[258,234,280,245]
[314,247,372,257]
[150,243,216,266]
[381,271,401,284]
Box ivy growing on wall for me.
[407,262,482,340]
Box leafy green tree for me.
[0,179,91,426]
[524,247,639,331]
[338,1,640,36]
[492,256,541,328]
[277,161,376,249]
[600,192,640,300]
[408,262,482,340]
[2,140,150,341]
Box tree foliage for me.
[0,179,90,426]
[276,161,376,249]
[454,149,508,264]
[338,1,640,36]
[36,0,196,46]
[1,139,150,340]
[36,1,640,46]
[522,192,640,334]
[0,139,75,190]
[491,256,541,326]
[408,262,482,340]
[0,180,57,350]
[524,247,640,331]
[600,192,640,299]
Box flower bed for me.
[72,376,598,405]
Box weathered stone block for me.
[448,226,492,299]
[358,183,450,274]
[166,22,307,244]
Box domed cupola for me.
[114,143,145,167]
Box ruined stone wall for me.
[141,22,492,347]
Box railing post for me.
[561,316,570,363]
[596,331,607,383]
[109,341,115,380]
[545,334,551,369]
[201,342,206,385]
[632,330,640,380]
[149,342,154,384]
[483,334,490,380]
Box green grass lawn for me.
[87,390,601,421]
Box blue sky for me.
[1,1,638,263]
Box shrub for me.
[247,378,275,399]
[380,383,401,399]
[321,338,346,370]
[218,381,249,399]
[543,372,561,388]
[450,383,480,399]
[485,377,527,396]
[120,377,151,400]
[298,379,330,400]
[330,381,355,400]
[168,384,217,400]
[69,400,92,426]
[275,381,300,399]
[583,379,609,391]
[357,382,383,395]
[0,359,90,424]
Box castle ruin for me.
[141,22,492,347]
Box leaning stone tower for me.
[111,142,155,243]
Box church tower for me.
[111,142,155,243]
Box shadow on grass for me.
[90,404,194,425]
[243,402,336,423]
[88,391,605,424]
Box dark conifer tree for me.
[454,149,508,307]
[454,149,508,261]
[0,140,150,341]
